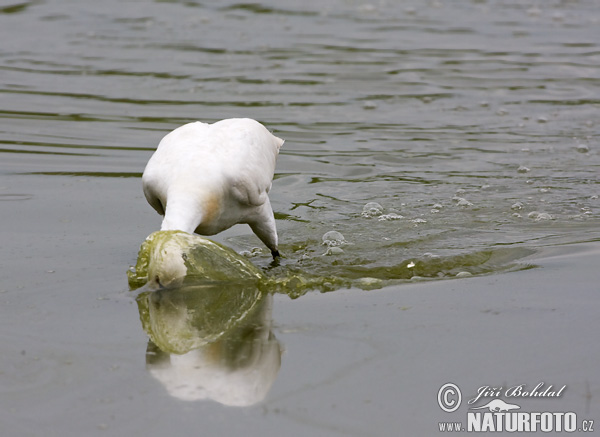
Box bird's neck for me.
[160,199,202,234]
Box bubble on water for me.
[378,213,404,221]
[539,188,550,193]
[455,188,466,194]
[511,202,524,210]
[528,211,554,221]
[576,144,589,153]
[407,261,415,268]
[322,230,346,247]
[496,108,509,116]
[412,218,427,224]
[356,277,383,290]
[240,247,263,258]
[363,101,377,110]
[591,195,598,200]
[456,271,472,278]
[362,202,383,218]
[512,213,522,218]
[324,246,344,256]
[359,3,377,13]
[517,165,530,173]
[453,197,473,207]
[537,116,548,123]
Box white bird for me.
[142,118,284,258]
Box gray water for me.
[1,0,599,435]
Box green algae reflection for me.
[138,283,281,405]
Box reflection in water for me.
[128,223,534,404]
[137,284,281,406]
[130,231,281,405]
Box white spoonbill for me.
[142,118,284,258]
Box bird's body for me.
[142,118,284,257]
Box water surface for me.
[1,0,599,434]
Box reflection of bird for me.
[141,286,282,406]
[142,118,284,258]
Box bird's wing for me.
[211,119,283,207]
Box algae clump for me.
[127,230,265,290]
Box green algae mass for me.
[127,231,264,290]
[127,230,351,295]
[127,231,535,298]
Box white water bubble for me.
[412,218,427,224]
[322,230,346,247]
[517,165,530,173]
[431,203,443,213]
[240,247,263,258]
[576,144,590,153]
[362,202,383,218]
[453,197,473,207]
[378,213,404,221]
[456,271,472,278]
[363,101,377,110]
[528,211,554,221]
[537,116,548,123]
[356,277,383,290]
[324,246,344,256]
[511,202,524,210]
